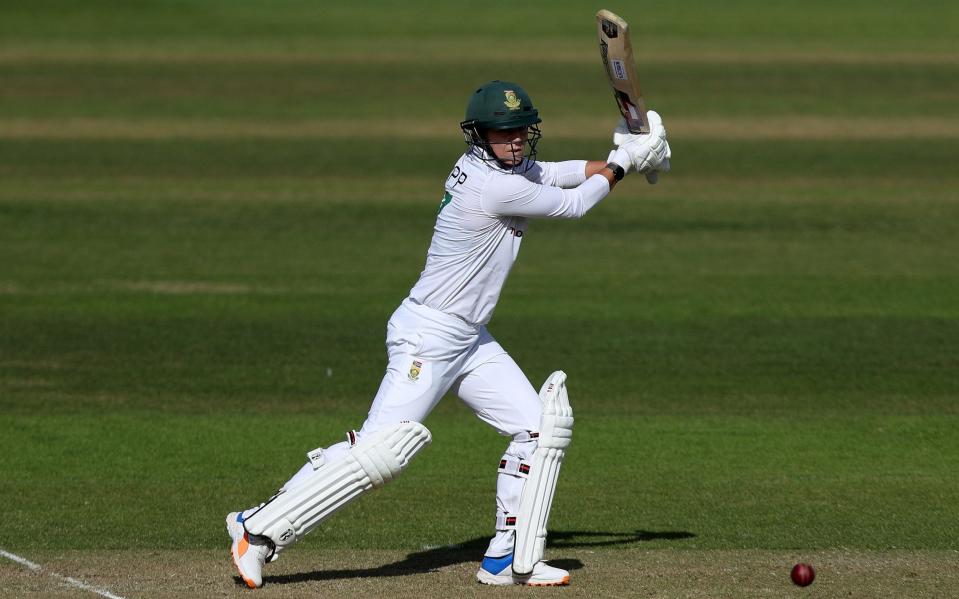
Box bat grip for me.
[644,171,658,185]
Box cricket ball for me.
[791,563,815,587]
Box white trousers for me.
[283,298,542,557]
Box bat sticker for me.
[601,19,618,38]
[611,59,628,80]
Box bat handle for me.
[645,171,658,185]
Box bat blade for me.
[596,9,648,134]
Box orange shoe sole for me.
[527,575,571,586]
[231,534,259,589]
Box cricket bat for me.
[596,9,648,134]
[597,9,660,182]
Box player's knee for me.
[506,434,537,461]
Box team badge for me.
[503,90,521,110]
[408,359,423,382]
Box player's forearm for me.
[483,172,611,219]
[585,160,608,178]
[522,174,611,219]
[567,173,614,216]
[544,160,589,188]
[586,160,619,189]
[538,160,615,189]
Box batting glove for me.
[612,111,671,183]
[606,146,633,174]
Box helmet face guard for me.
[460,80,542,173]
[461,121,542,173]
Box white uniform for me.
[283,150,612,557]
[411,151,609,326]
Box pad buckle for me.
[306,448,326,470]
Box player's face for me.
[485,127,529,166]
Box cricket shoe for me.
[227,510,277,589]
[476,554,570,586]
[226,508,282,563]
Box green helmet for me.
[461,80,542,130]
[460,80,542,172]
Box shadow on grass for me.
[253,529,695,586]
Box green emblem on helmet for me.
[461,80,541,130]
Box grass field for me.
[2,1,958,597]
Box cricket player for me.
[227,80,671,588]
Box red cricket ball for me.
[791,563,816,587]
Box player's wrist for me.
[604,162,625,181]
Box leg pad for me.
[512,371,573,575]
[243,421,431,547]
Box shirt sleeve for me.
[523,160,588,188]
[481,172,611,219]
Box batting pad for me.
[243,421,432,547]
[513,371,574,575]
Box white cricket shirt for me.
[407,150,612,326]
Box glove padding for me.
[612,110,671,184]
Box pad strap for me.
[512,431,540,443]
[495,514,518,531]
[498,457,531,478]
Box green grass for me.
[2,411,956,553]
[1,1,957,596]
[4,62,959,120]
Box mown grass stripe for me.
[2,46,957,66]
[4,117,959,140]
